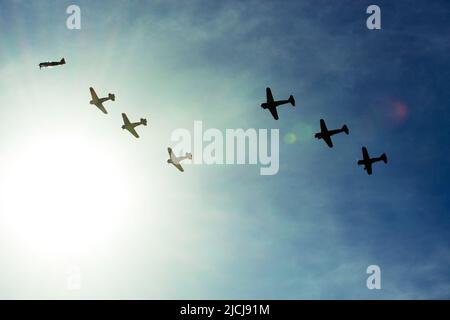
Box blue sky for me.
[0,0,449,299]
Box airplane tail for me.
[61,58,66,64]
[288,95,296,107]
[380,153,388,164]
[342,125,349,135]
[141,118,147,126]
[109,93,115,101]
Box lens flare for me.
[284,132,297,144]
[391,100,408,122]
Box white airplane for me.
[89,87,115,114]
[121,113,147,138]
[167,147,192,172]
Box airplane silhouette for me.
[357,147,388,175]
[39,58,65,69]
[89,87,115,114]
[314,119,349,148]
[261,87,295,120]
[167,147,192,172]
[121,113,147,138]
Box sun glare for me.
[0,133,134,259]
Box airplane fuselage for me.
[315,128,345,140]
[370,156,385,164]
[39,59,65,69]
[122,121,144,130]
[358,155,385,166]
[90,97,111,105]
[261,100,290,109]
[172,155,190,164]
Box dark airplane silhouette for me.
[261,87,295,120]
[314,119,349,148]
[121,113,147,138]
[39,58,66,69]
[357,147,388,175]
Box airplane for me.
[121,113,147,138]
[167,147,192,172]
[357,147,388,175]
[314,119,349,148]
[260,87,295,120]
[39,58,65,69]
[89,87,115,114]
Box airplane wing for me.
[122,114,139,138]
[168,147,176,161]
[90,88,107,114]
[323,135,333,148]
[122,113,131,126]
[362,147,370,161]
[361,147,372,174]
[95,102,107,114]
[365,162,373,175]
[319,119,333,147]
[89,87,99,101]
[266,87,274,103]
[173,163,184,172]
[268,107,279,120]
[320,119,328,132]
[127,127,140,138]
